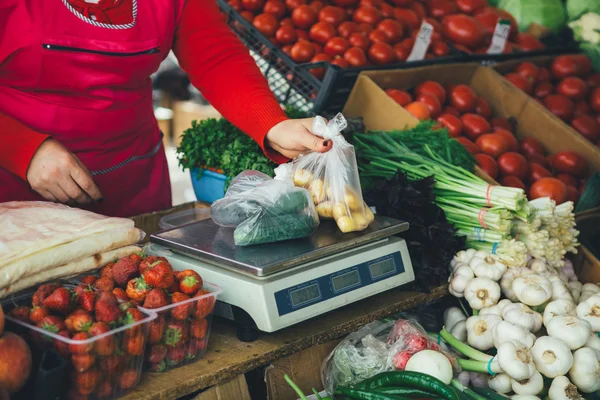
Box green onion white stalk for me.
[467,239,528,268]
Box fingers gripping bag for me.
[292,113,374,233]
[210,170,319,246]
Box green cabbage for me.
[498,0,567,33]
[567,0,600,21]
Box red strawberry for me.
[78,290,96,313]
[95,380,113,399]
[147,315,167,344]
[99,262,114,280]
[148,360,167,372]
[71,311,93,332]
[73,284,88,298]
[43,287,74,314]
[123,307,145,338]
[142,262,175,289]
[69,332,93,354]
[168,279,179,294]
[9,305,31,323]
[66,388,91,400]
[139,256,168,276]
[94,292,123,323]
[38,315,66,334]
[142,289,170,309]
[130,253,144,263]
[72,354,96,372]
[93,277,115,292]
[123,332,144,356]
[30,306,50,324]
[32,283,60,306]
[79,275,97,286]
[170,292,192,320]
[112,287,128,302]
[187,339,206,359]
[192,290,215,320]
[97,355,121,374]
[166,344,185,366]
[118,369,139,390]
[125,278,151,302]
[112,255,141,288]
[145,344,168,364]
[54,330,71,357]
[176,270,203,296]
[190,319,208,340]
[71,368,100,396]
[164,320,188,347]
[89,322,116,356]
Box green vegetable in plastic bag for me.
[498,0,567,33]
[566,0,600,21]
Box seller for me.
[0,0,331,217]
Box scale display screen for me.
[289,283,321,307]
[369,258,396,279]
[331,269,361,292]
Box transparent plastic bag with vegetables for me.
[291,113,374,233]
[210,170,319,246]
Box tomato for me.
[309,0,324,11]
[427,0,457,19]
[556,173,578,188]
[415,81,446,104]
[263,0,286,18]
[338,21,360,38]
[280,17,294,26]
[348,32,370,51]
[462,113,491,140]
[516,32,544,52]
[353,7,382,25]
[380,3,395,19]
[405,102,431,120]
[343,47,368,67]
[551,55,592,79]
[331,0,357,6]
[591,88,600,113]
[285,0,306,9]
[566,185,579,203]
[530,177,568,204]
[393,8,420,32]
[409,2,426,19]
[574,101,592,117]
[493,129,518,152]
[536,67,551,83]
[281,44,293,56]
[456,0,487,14]
[514,62,539,83]
[496,152,527,179]
[331,56,350,68]
[368,42,395,65]
[275,25,298,45]
[475,97,492,119]
[296,29,310,40]
[475,153,499,180]
[586,73,600,88]
[358,23,374,34]
[318,6,346,27]
[323,37,350,57]
[292,5,317,29]
[456,137,482,154]
[242,0,265,11]
[359,0,381,7]
[543,94,575,122]
[571,114,600,142]
[519,137,545,158]
[290,40,315,62]
[527,163,552,183]
[533,82,553,99]
[442,14,484,49]
[416,94,442,118]
[437,113,463,137]
[556,77,589,101]
[369,29,391,44]
[377,19,404,43]
[309,53,331,79]
[500,176,526,190]
[389,0,411,5]
[253,13,279,37]
[393,42,410,61]
[491,117,513,133]
[504,73,532,95]
[450,85,477,113]
[386,89,412,106]
[229,0,243,11]
[431,41,450,57]
[550,151,587,177]
[309,22,337,44]
[480,7,518,39]
[475,133,508,158]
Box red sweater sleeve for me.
[172,0,288,164]
[0,112,50,180]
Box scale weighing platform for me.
[148,216,414,341]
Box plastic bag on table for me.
[210,170,319,246]
[291,113,374,233]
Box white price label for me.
[407,21,434,62]
[487,20,511,55]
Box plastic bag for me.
[291,113,374,233]
[211,171,319,246]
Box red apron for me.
[0,0,185,217]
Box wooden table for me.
[122,285,449,400]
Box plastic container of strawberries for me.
[2,282,157,400]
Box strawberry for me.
[123,307,145,338]
[97,355,121,374]
[164,320,188,347]
[125,278,151,302]
[142,261,175,290]
[123,332,144,356]
[112,287,128,302]
[130,253,144,263]
[66,387,90,400]
[79,275,97,286]
[71,368,100,396]
[112,255,141,288]
[78,290,96,313]
[95,380,113,399]
[139,256,168,276]
[54,330,72,358]
[94,292,123,323]
[147,315,167,344]
[190,319,208,340]
[142,289,170,309]
[170,292,192,320]
[99,262,114,280]
[148,360,167,372]
[9,305,31,323]
[43,287,74,314]
[89,322,116,356]
[145,344,167,364]
[176,270,203,296]
[187,339,206,359]
[118,369,139,390]
[192,290,215,320]
[38,315,66,334]
[30,306,50,324]
[71,311,93,332]
[166,344,185,366]
[73,284,88,298]
[71,354,96,372]
[69,332,93,354]
[32,283,60,306]
[93,277,114,292]
[168,279,179,294]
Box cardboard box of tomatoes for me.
[343,64,600,206]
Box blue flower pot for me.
[190,168,227,204]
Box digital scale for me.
[148,216,414,341]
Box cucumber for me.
[233,211,318,246]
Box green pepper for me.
[373,387,441,398]
[471,387,511,400]
[337,387,415,400]
[356,372,459,400]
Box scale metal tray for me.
[150,216,408,277]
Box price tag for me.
[407,21,434,62]
[487,19,511,54]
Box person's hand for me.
[27,139,103,204]
[265,118,333,159]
